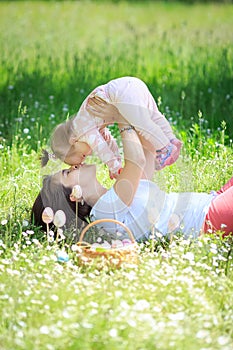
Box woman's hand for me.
[87,96,125,124]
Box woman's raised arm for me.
[88,96,146,205]
[113,123,146,206]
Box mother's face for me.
[54,163,97,189]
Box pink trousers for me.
[203,176,233,236]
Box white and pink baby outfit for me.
[73,76,182,175]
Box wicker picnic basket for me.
[76,218,138,268]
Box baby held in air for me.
[48,76,182,178]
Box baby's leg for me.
[116,102,170,149]
[143,81,183,160]
[116,102,182,170]
[109,77,182,168]
[149,103,175,141]
[107,77,169,149]
[146,88,183,161]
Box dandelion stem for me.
[76,201,78,234]
[46,223,49,243]
[151,225,155,252]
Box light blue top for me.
[90,180,215,241]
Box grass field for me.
[0,1,233,349]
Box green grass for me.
[0,1,233,349]
[0,233,232,350]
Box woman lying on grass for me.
[31,102,233,241]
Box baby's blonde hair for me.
[50,118,75,161]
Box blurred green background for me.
[0,0,232,149]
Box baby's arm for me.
[99,127,122,179]
[99,127,121,161]
[80,127,122,176]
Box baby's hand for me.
[99,127,111,141]
[87,96,122,124]
[109,171,118,180]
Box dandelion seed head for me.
[155,231,163,239]
[218,336,230,346]
[220,223,227,229]
[62,105,69,112]
[109,328,118,337]
[120,300,130,310]
[168,311,185,321]
[40,325,50,334]
[115,290,123,298]
[81,321,93,329]
[133,299,150,311]
[46,344,55,350]
[51,294,59,302]
[183,252,194,261]
[196,330,210,339]
[210,248,217,254]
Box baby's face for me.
[64,141,92,166]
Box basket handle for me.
[78,218,136,243]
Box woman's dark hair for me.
[31,175,92,235]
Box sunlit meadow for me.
[0,1,233,349]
